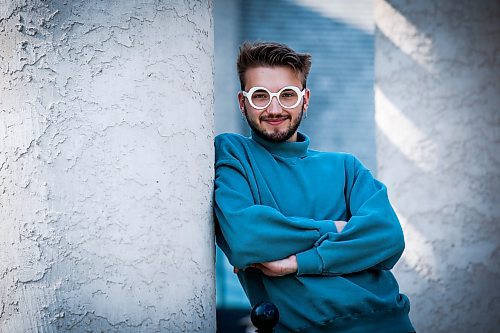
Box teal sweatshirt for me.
[214,131,414,333]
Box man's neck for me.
[286,132,298,142]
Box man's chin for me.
[247,116,299,143]
[260,129,293,143]
[263,120,290,132]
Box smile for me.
[262,116,289,126]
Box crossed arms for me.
[236,220,348,277]
[214,156,405,277]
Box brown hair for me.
[236,41,312,90]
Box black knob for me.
[250,301,279,333]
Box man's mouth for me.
[262,116,289,125]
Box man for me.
[214,41,415,333]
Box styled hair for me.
[237,41,312,90]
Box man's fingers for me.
[258,262,285,276]
[257,265,280,277]
[334,220,348,233]
[243,256,297,277]
[233,267,239,274]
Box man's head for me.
[237,41,312,91]
[236,42,312,143]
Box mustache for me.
[260,114,290,121]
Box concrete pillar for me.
[0,1,215,332]
[375,0,500,332]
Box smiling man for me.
[214,41,415,333]
[240,65,307,143]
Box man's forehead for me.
[244,66,302,90]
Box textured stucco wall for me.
[0,1,215,332]
[375,0,500,332]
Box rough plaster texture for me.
[375,0,500,332]
[0,0,215,332]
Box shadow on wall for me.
[375,1,500,332]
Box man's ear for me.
[303,88,311,110]
[238,91,245,111]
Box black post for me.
[250,302,279,333]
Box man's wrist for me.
[289,255,298,274]
[296,248,323,275]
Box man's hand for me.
[233,255,298,276]
[334,220,347,233]
[253,255,298,277]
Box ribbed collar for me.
[251,131,310,158]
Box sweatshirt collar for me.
[251,131,310,158]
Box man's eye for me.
[281,91,297,98]
[253,94,268,99]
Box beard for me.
[244,105,304,143]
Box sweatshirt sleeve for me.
[215,156,337,270]
[295,156,405,276]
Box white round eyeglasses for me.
[242,86,306,110]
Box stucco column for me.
[375,0,499,332]
[0,1,215,332]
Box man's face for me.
[238,66,310,143]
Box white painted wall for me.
[0,1,215,332]
[375,0,500,332]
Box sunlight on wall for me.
[374,86,437,172]
[375,0,434,71]
[375,1,500,331]
[393,207,438,284]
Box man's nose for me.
[267,96,281,114]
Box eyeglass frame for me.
[241,85,306,110]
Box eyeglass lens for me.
[251,88,299,108]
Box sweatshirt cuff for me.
[296,247,323,275]
[318,220,337,236]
